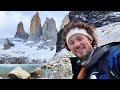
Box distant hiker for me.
[62,20,120,79]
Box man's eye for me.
[69,41,74,45]
[77,38,82,41]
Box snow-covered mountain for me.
[56,11,120,52]
[0,21,120,59]
[1,12,120,78]
[0,37,74,79]
[41,21,120,79]
[0,12,58,64]
[0,38,56,64]
[0,21,120,79]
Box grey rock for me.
[3,38,14,50]
[41,17,58,44]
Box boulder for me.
[30,67,42,78]
[3,38,14,50]
[8,66,30,79]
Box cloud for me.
[40,11,69,31]
[0,11,32,38]
[0,11,69,38]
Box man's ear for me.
[88,38,92,43]
[90,40,93,43]
[65,43,71,51]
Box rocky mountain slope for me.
[56,11,120,52]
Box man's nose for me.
[74,41,81,49]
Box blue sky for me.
[0,11,69,38]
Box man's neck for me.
[80,48,95,66]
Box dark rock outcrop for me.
[69,11,120,27]
[56,11,120,52]
[14,21,28,39]
[56,15,70,52]
[3,38,14,50]
[56,29,65,52]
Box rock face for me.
[40,51,73,79]
[59,15,70,30]
[14,21,28,39]
[3,38,14,50]
[95,22,120,46]
[56,11,120,52]
[41,17,58,44]
[69,11,120,27]
[13,11,58,50]
[30,67,42,78]
[28,12,42,41]
[0,57,28,64]
[56,15,70,52]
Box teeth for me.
[79,47,83,51]
[76,47,84,52]
[76,48,83,52]
[75,45,84,52]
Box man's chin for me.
[76,55,84,59]
[76,54,86,59]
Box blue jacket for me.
[70,42,120,79]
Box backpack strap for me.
[87,42,120,68]
[70,42,120,79]
[87,44,111,68]
[88,43,120,79]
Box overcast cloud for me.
[0,11,69,38]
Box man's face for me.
[68,34,93,59]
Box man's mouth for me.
[76,46,85,52]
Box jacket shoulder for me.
[107,44,120,78]
[108,44,120,60]
[69,57,82,79]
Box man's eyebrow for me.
[76,35,83,38]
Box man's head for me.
[62,20,97,59]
